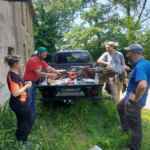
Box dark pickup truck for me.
[38,50,101,103]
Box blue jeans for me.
[27,83,37,119]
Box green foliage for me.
[121,16,140,43]
[63,3,129,59]
[33,0,84,52]
[136,30,150,59]
[33,0,150,59]
[64,26,102,58]
[0,98,150,150]
[112,0,139,10]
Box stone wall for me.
[0,1,34,105]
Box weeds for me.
[0,98,150,150]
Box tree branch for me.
[136,0,147,24]
[141,15,150,23]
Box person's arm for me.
[42,60,62,74]
[135,80,147,100]
[120,53,131,71]
[11,81,32,97]
[121,54,126,68]
[97,53,109,66]
[129,80,147,102]
[125,65,131,71]
[47,65,66,74]
[34,68,57,79]
[47,66,59,74]
[97,59,109,66]
[129,67,148,102]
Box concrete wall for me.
[0,1,34,105]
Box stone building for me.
[0,0,34,104]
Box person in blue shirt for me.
[117,43,150,150]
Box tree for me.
[33,0,84,52]
[112,0,149,43]
[63,2,128,59]
[33,0,150,59]
[63,0,150,59]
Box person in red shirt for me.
[24,47,59,82]
[24,47,62,118]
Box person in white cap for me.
[97,41,126,103]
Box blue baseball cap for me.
[125,44,144,53]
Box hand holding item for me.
[25,81,32,88]
[47,73,58,80]
[106,64,113,70]
[59,69,66,72]
[57,69,66,75]
[125,93,138,111]
[129,92,136,102]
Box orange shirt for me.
[7,71,27,103]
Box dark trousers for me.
[117,100,142,150]
[27,83,37,119]
[9,99,33,142]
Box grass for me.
[0,96,150,150]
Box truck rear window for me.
[54,52,91,64]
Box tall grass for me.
[0,97,150,150]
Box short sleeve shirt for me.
[7,71,28,103]
[98,51,125,74]
[24,56,49,81]
[125,58,150,107]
